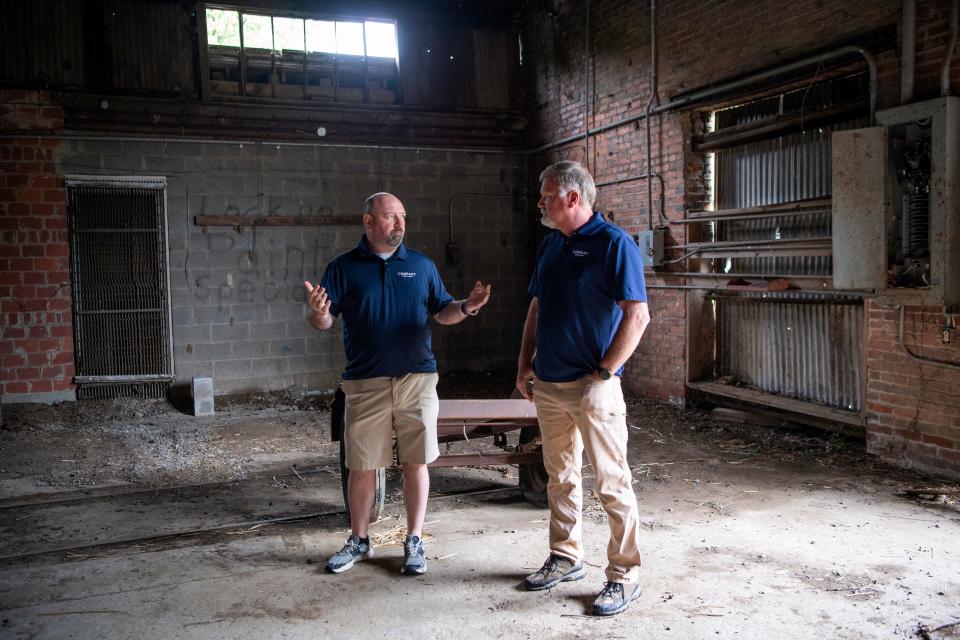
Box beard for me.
[540,213,556,230]
[386,231,404,247]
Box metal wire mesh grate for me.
[67,179,173,399]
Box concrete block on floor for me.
[191,377,214,416]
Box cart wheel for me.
[510,388,549,505]
[518,426,549,505]
[339,436,386,522]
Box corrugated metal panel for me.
[0,0,86,86]
[708,76,870,412]
[109,1,194,94]
[713,119,868,277]
[717,295,862,411]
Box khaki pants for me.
[340,373,440,469]
[533,375,642,584]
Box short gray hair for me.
[539,161,596,209]
[362,192,391,216]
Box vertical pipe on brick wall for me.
[583,0,590,171]
[901,0,916,104]
[942,0,959,97]
[645,0,658,230]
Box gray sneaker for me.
[524,554,586,590]
[325,534,373,574]
[401,535,426,575]
[591,581,641,616]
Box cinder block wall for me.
[522,0,960,476]
[55,140,527,395]
[0,90,74,402]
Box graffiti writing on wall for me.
[189,231,354,308]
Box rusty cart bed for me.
[331,390,547,520]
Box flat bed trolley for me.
[331,390,548,520]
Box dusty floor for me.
[1,371,959,639]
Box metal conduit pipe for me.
[0,132,514,155]
[898,306,960,370]
[583,0,591,170]
[593,172,665,224]
[902,0,916,104]
[529,44,879,156]
[942,0,959,97]
[645,0,659,230]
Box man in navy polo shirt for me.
[304,192,490,576]
[516,160,650,616]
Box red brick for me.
[17,367,40,380]
[14,189,44,203]
[30,379,52,393]
[2,354,26,368]
[43,189,65,203]
[27,353,49,366]
[3,381,29,394]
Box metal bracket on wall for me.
[193,215,356,233]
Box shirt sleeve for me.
[427,261,455,315]
[319,260,342,317]
[608,233,647,302]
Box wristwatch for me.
[461,301,479,316]
[596,367,612,380]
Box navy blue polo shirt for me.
[529,212,647,382]
[320,236,454,380]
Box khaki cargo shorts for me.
[340,372,440,470]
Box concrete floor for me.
[1,392,959,639]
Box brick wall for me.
[56,139,527,395]
[866,303,960,477]
[0,90,74,403]
[522,0,960,474]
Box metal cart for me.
[331,389,548,521]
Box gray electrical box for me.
[832,96,960,306]
[636,230,664,268]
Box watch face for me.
[599,368,611,380]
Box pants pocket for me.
[580,376,626,421]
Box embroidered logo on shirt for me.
[396,271,417,278]
[572,249,589,258]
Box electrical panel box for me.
[832,96,960,306]
[636,230,664,268]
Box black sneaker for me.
[591,581,641,616]
[401,535,426,575]
[523,554,586,590]
[325,534,373,574]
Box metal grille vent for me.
[67,177,174,400]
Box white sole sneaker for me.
[325,548,374,574]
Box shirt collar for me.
[570,211,605,238]
[357,235,407,260]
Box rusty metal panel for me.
[716,295,862,411]
[398,22,474,107]
[472,28,516,109]
[108,1,194,94]
[67,176,174,399]
[0,0,86,86]
[831,127,889,291]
